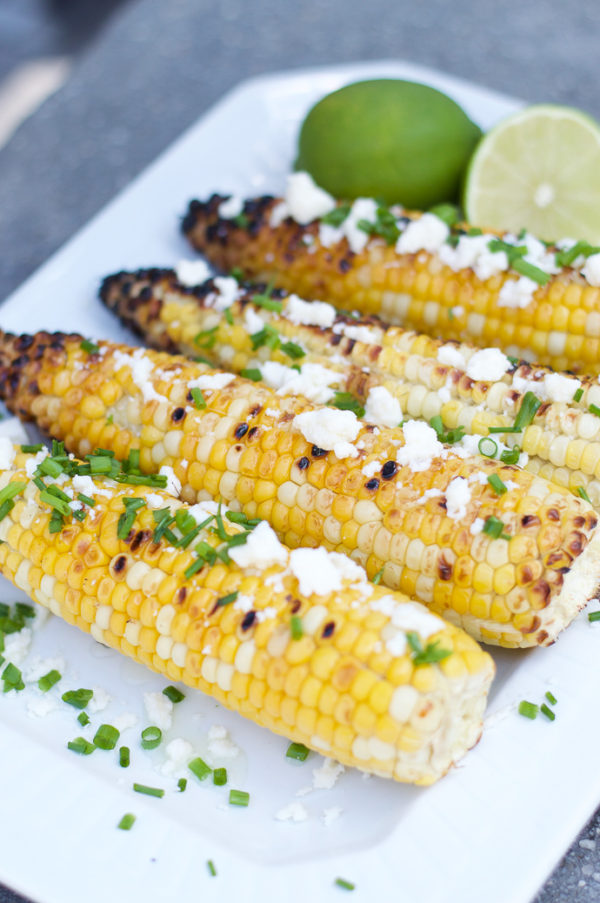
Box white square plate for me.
[0,59,596,903]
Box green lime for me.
[295,79,482,208]
[463,104,600,242]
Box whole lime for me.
[295,79,482,208]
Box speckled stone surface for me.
[1,0,600,901]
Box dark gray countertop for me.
[1,0,600,900]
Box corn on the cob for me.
[0,441,494,784]
[101,268,600,511]
[181,192,600,374]
[0,330,598,648]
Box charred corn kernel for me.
[101,269,600,513]
[1,332,600,648]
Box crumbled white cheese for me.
[396,420,443,472]
[260,360,295,390]
[25,447,49,478]
[396,213,449,254]
[207,724,240,760]
[27,695,60,718]
[322,806,343,826]
[362,460,381,479]
[145,492,167,509]
[160,738,194,776]
[289,548,364,597]
[0,417,30,444]
[144,691,173,731]
[312,757,345,790]
[332,322,379,344]
[243,305,265,335]
[582,253,600,286]
[281,172,336,225]
[175,259,212,286]
[364,386,402,428]
[187,500,220,522]
[437,344,466,370]
[445,476,471,520]
[159,465,182,498]
[317,198,379,254]
[470,517,484,535]
[276,363,341,405]
[112,712,139,733]
[211,276,241,312]
[275,801,309,823]
[228,520,288,569]
[293,408,360,459]
[88,687,111,714]
[544,372,582,403]
[370,596,444,648]
[0,437,16,471]
[284,294,337,328]
[187,372,235,392]
[218,196,244,219]
[3,628,32,666]
[71,474,113,498]
[269,201,290,228]
[23,655,65,683]
[516,232,561,275]
[466,348,512,382]
[113,348,168,403]
[497,276,538,309]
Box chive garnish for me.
[0,481,27,504]
[117,497,146,540]
[482,515,510,539]
[188,757,212,781]
[590,403,600,418]
[20,444,43,453]
[178,778,187,792]
[194,326,218,349]
[213,768,228,786]
[488,425,522,434]
[2,662,24,692]
[228,789,250,807]
[163,685,185,703]
[280,340,306,360]
[373,567,384,585]
[38,669,61,692]
[77,493,96,507]
[117,814,136,831]
[429,415,465,444]
[80,339,100,355]
[588,610,600,622]
[290,615,303,640]
[578,486,592,504]
[545,691,557,705]
[94,724,120,750]
[252,281,282,313]
[573,387,584,403]
[78,712,90,727]
[334,878,355,891]
[141,726,162,750]
[15,603,34,619]
[61,688,93,709]
[321,203,351,227]
[286,742,310,762]
[133,783,165,798]
[119,746,130,768]
[240,368,262,382]
[518,700,538,720]
[190,387,206,409]
[514,391,541,430]
[406,632,451,665]
[540,703,555,721]
[487,474,507,495]
[511,257,550,285]
[207,860,217,877]
[478,437,498,458]
[67,737,95,755]
[330,392,365,418]
[224,308,234,326]
[429,203,460,227]
[216,591,239,608]
[500,446,520,465]
[250,322,280,351]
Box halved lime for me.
[463,104,600,242]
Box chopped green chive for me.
[61,688,93,709]
[80,339,100,355]
[545,691,557,705]
[240,368,262,382]
[194,326,219,349]
[488,425,522,434]
[223,308,234,326]
[117,497,146,540]
[514,391,541,431]
[226,511,261,528]
[188,757,212,781]
[588,610,600,622]
[20,443,44,453]
[190,387,206,409]
[578,486,592,504]
[2,662,24,692]
[213,768,228,786]
[540,703,556,721]
[478,437,498,458]
[518,700,538,720]
[229,789,249,807]
[573,387,584,403]
[555,240,600,268]
[429,415,465,445]
[133,783,164,798]
[334,878,355,891]
[511,257,551,285]
[76,493,96,508]
[141,726,162,750]
[250,323,281,351]
[373,567,384,585]
[286,742,310,762]
[67,737,96,755]
[0,481,27,504]
[207,860,217,877]
[321,203,351,227]
[230,267,244,282]
[330,392,365,418]
[590,403,600,418]
[38,669,61,692]
[482,515,510,540]
[429,203,460,227]
[177,778,187,792]
[163,685,185,703]
[290,615,303,640]
[280,340,305,360]
[487,474,507,495]
[500,446,521,465]
[93,724,120,750]
[252,282,283,313]
[217,591,239,608]
[119,746,130,768]
[406,632,452,666]
[78,711,90,727]
[117,813,136,831]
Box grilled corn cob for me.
[0,330,599,648]
[0,442,494,784]
[182,191,600,374]
[101,268,600,510]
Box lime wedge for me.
[463,104,600,242]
